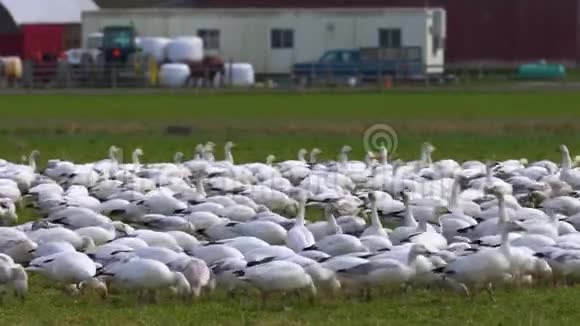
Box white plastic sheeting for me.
[0,0,98,25]
[139,37,170,63]
[223,63,255,86]
[166,37,204,63]
[159,63,190,88]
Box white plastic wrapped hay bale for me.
[223,63,255,87]
[139,37,170,63]
[159,63,190,88]
[166,36,204,63]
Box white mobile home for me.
[82,8,445,74]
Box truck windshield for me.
[320,51,354,63]
[340,52,352,62]
[103,29,133,49]
[320,52,339,63]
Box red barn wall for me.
[0,33,22,56]
[20,25,65,60]
[191,0,580,66]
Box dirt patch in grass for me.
[0,117,576,137]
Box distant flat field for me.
[1,92,579,163]
[2,91,580,325]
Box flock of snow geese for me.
[1,142,580,304]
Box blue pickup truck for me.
[291,47,426,83]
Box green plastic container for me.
[517,61,566,79]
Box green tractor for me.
[97,25,150,86]
[101,25,138,64]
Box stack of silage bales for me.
[223,62,255,87]
[159,36,204,88]
[159,63,192,88]
[139,37,171,63]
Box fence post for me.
[425,64,430,88]
[111,65,117,88]
[204,65,209,88]
[228,59,233,87]
[377,61,381,90]
[22,60,32,89]
[66,63,72,88]
[354,61,359,89]
[310,62,314,87]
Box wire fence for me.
[0,59,574,90]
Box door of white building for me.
[266,28,295,74]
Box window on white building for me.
[379,29,402,48]
[271,29,294,49]
[198,29,220,50]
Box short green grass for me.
[3,91,580,163]
[1,91,580,325]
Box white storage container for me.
[159,63,191,88]
[166,36,204,63]
[139,37,170,63]
[223,63,255,86]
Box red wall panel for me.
[20,25,65,60]
[192,0,580,65]
[0,33,22,56]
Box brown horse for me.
[186,55,225,87]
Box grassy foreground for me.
[1,91,580,325]
[2,91,580,163]
[1,281,578,325]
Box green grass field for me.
[2,91,580,325]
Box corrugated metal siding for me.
[191,0,580,65]
[443,0,580,65]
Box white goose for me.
[311,234,367,256]
[210,257,249,293]
[234,260,316,303]
[31,241,76,258]
[229,221,288,245]
[133,246,183,265]
[108,237,149,250]
[336,244,432,298]
[132,230,183,252]
[389,191,434,245]
[167,256,212,299]
[559,145,580,189]
[75,224,119,246]
[0,254,27,301]
[307,205,343,241]
[46,207,112,229]
[27,251,107,297]
[361,192,389,238]
[217,236,270,255]
[434,199,520,300]
[281,254,340,295]
[27,227,95,251]
[167,231,200,249]
[100,258,191,302]
[0,228,37,263]
[85,243,135,266]
[189,244,244,266]
[244,245,295,262]
[286,190,316,252]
